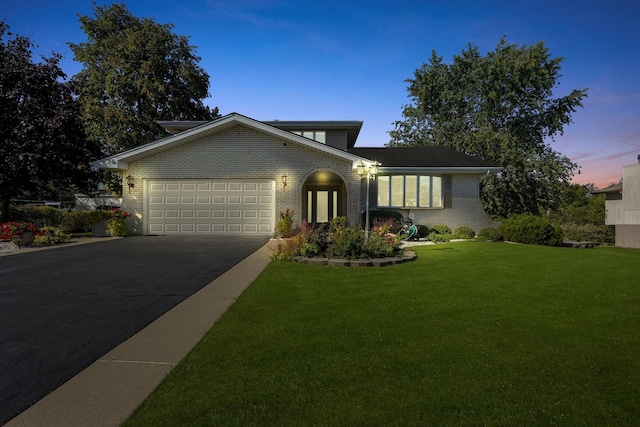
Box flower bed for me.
[270,215,411,266]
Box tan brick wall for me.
[120,125,361,234]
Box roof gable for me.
[93,113,366,170]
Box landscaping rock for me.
[293,250,417,267]
[563,241,595,249]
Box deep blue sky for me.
[4,0,639,188]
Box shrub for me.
[34,226,71,245]
[366,209,403,228]
[453,226,475,239]
[10,205,65,228]
[372,217,402,234]
[275,208,295,237]
[498,214,564,246]
[326,228,366,259]
[430,224,452,234]
[365,230,402,258]
[271,222,404,261]
[559,222,614,244]
[330,216,348,231]
[62,209,110,233]
[477,227,502,242]
[416,224,430,238]
[1,221,40,240]
[308,225,331,253]
[428,232,452,243]
[270,221,314,260]
[106,209,132,237]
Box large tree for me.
[389,38,587,218]
[0,22,100,222]
[69,3,218,156]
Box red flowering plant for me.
[365,222,403,258]
[107,208,131,221]
[0,221,41,241]
[106,208,132,237]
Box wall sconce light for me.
[282,175,288,187]
[126,174,134,192]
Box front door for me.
[307,186,340,224]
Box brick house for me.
[92,113,500,236]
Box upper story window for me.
[377,175,442,208]
[292,131,326,144]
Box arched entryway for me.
[302,171,347,224]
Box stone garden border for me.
[293,250,417,267]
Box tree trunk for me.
[1,196,10,223]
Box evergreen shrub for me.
[477,227,502,241]
[498,214,563,246]
[430,224,452,235]
[10,205,65,227]
[428,232,452,243]
[61,210,97,233]
[453,226,475,239]
[416,225,430,238]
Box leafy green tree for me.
[69,3,218,156]
[544,183,613,243]
[389,38,588,218]
[0,22,100,222]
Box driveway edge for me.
[6,241,272,427]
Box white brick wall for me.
[121,126,361,234]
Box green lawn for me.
[124,243,640,426]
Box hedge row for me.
[6,205,109,233]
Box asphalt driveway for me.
[0,235,268,425]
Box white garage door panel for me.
[146,179,275,235]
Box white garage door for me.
[146,179,275,235]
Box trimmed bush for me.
[430,224,452,235]
[61,210,95,233]
[10,205,65,228]
[453,226,475,239]
[498,214,564,246]
[416,224,430,238]
[477,227,502,242]
[428,232,452,242]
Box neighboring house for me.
[593,156,640,248]
[74,192,122,211]
[92,113,500,236]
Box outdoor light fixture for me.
[126,174,134,192]
[282,174,288,187]
[356,160,382,238]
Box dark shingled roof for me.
[348,146,499,168]
[592,183,622,194]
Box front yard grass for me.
[124,242,640,426]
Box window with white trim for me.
[292,131,326,144]
[377,175,442,208]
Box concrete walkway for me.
[6,241,273,427]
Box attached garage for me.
[92,114,369,235]
[145,179,275,235]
